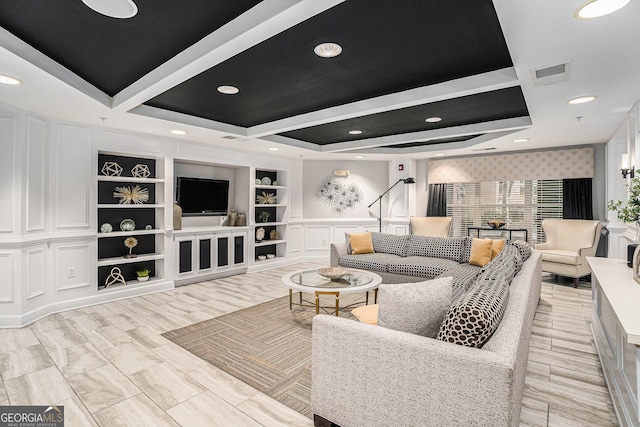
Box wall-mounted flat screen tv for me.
[176,177,229,216]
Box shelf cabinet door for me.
[234,235,244,265]
[199,238,212,271]
[217,236,229,267]
[178,240,193,274]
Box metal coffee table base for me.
[288,288,378,316]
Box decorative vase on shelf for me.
[228,210,238,226]
[237,213,246,226]
[173,201,182,230]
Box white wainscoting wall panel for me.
[609,229,628,261]
[25,246,46,300]
[333,224,383,242]
[304,226,332,251]
[0,117,15,233]
[55,124,92,229]
[26,116,47,232]
[55,243,92,291]
[287,224,303,254]
[0,252,15,302]
[389,224,409,235]
[289,160,303,220]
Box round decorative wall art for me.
[315,176,363,214]
[100,223,113,233]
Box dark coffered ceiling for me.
[0,0,263,95]
[0,0,531,154]
[278,87,528,145]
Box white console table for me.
[588,257,640,426]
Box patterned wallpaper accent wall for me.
[427,147,594,183]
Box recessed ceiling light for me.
[217,85,239,95]
[268,147,279,151]
[82,0,138,19]
[567,95,597,104]
[170,130,187,135]
[433,153,445,157]
[348,130,363,135]
[355,155,366,159]
[513,138,529,143]
[425,117,442,123]
[574,0,631,19]
[314,42,342,58]
[0,75,22,85]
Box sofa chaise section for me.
[312,250,542,427]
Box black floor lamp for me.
[368,177,416,232]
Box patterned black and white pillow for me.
[460,236,473,263]
[406,235,466,262]
[508,240,532,262]
[481,244,519,282]
[371,232,410,257]
[436,276,510,348]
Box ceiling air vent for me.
[222,135,238,140]
[530,62,571,87]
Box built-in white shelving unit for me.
[253,169,288,264]
[96,152,166,290]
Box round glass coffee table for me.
[282,268,382,316]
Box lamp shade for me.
[403,177,416,184]
[622,153,629,169]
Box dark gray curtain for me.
[563,178,593,219]
[427,183,447,216]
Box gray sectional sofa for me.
[331,233,495,300]
[314,232,542,426]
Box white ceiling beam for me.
[345,130,521,155]
[129,104,247,136]
[257,134,324,152]
[112,0,345,112]
[0,27,111,107]
[318,116,532,152]
[247,67,519,137]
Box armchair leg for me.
[573,278,578,288]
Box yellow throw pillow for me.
[469,238,493,267]
[352,304,378,325]
[348,231,374,254]
[491,239,506,260]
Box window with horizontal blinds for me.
[445,179,563,243]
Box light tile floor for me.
[0,264,617,426]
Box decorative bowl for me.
[258,255,267,261]
[267,254,275,259]
[317,267,347,280]
[487,220,506,229]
